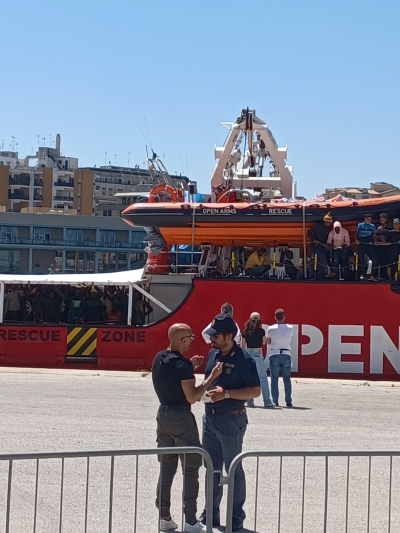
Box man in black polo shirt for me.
[200,314,261,532]
[152,322,223,533]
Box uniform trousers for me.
[202,411,248,529]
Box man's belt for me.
[207,408,246,415]
[159,405,191,412]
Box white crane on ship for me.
[211,108,296,202]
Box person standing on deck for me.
[355,213,377,281]
[387,218,400,280]
[200,313,260,532]
[307,212,333,280]
[241,312,273,408]
[152,323,223,533]
[327,221,350,281]
[267,309,294,407]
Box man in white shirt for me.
[202,302,241,344]
[266,309,294,407]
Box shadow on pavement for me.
[252,405,312,411]
[213,526,260,533]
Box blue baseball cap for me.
[204,313,238,337]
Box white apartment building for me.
[0,135,78,212]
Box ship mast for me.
[210,108,295,201]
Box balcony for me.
[9,177,30,187]
[8,191,28,200]
[33,194,43,201]
[34,179,43,187]
[0,237,144,250]
[53,195,74,202]
[55,179,74,188]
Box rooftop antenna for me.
[114,154,117,165]
[11,136,15,151]
[128,151,130,166]
[42,137,45,146]
[163,153,165,162]
[37,135,40,148]
[49,134,52,147]
[144,117,153,150]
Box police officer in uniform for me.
[152,322,223,533]
[200,314,261,532]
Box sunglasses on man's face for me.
[181,334,195,341]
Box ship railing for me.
[149,243,400,281]
[222,450,400,533]
[0,446,215,533]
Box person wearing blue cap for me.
[199,313,261,532]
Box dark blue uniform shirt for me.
[204,342,260,414]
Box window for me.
[0,251,20,273]
[108,210,112,217]
[0,226,18,242]
[34,227,51,241]
[102,188,106,195]
[362,195,369,199]
[54,251,63,273]
[103,210,107,216]
[99,230,115,245]
[86,252,95,273]
[131,230,146,247]
[117,253,127,270]
[66,228,83,242]
[66,251,76,273]
[95,185,100,190]
[108,188,113,196]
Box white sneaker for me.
[184,521,207,532]
[160,518,179,531]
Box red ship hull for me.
[0,279,399,381]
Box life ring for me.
[148,184,184,203]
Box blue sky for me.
[1,0,399,198]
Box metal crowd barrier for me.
[224,451,400,533]
[0,447,214,533]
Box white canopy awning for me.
[0,268,144,286]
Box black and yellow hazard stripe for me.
[67,327,97,357]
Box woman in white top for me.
[241,312,273,408]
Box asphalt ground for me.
[0,368,399,533]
